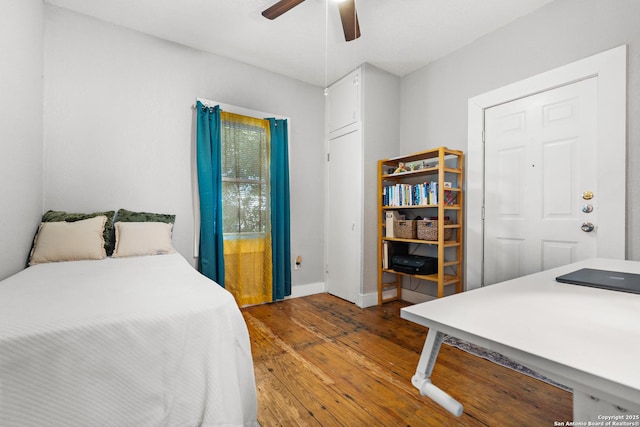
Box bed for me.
[0,210,258,426]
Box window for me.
[220,112,270,238]
[219,111,273,306]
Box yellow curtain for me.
[224,237,272,306]
[220,112,273,306]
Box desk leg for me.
[412,329,464,417]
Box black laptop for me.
[555,268,640,294]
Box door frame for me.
[466,45,627,290]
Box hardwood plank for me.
[253,362,320,426]
[305,294,571,420]
[242,294,572,426]
[245,313,384,426]
[296,336,461,426]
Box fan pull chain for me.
[324,0,329,96]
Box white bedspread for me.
[0,254,258,427]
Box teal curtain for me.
[196,102,225,286]
[268,118,291,300]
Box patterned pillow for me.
[115,208,176,225]
[41,210,116,255]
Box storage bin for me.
[417,219,453,241]
[394,220,417,239]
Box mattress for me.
[0,254,258,426]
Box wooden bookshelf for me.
[378,147,464,304]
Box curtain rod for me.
[193,98,289,122]
[192,98,217,109]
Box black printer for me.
[391,255,438,275]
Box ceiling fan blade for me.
[338,0,361,41]
[262,0,306,20]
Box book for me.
[382,241,389,269]
[444,190,457,205]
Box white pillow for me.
[112,221,176,258]
[29,216,107,265]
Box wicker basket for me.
[394,220,417,239]
[417,219,453,241]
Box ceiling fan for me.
[262,0,361,42]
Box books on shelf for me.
[383,182,457,206]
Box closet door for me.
[327,70,360,135]
[326,129,362,303]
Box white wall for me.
[0,0,44,280]
[400,0,640,269]
[43,6,326,289]
[361,64,401,298]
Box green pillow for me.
[115,208,175,225]
[40,210,116,255]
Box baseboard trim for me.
[358,292,379,308]
[288,282,326,299]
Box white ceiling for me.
[45,0,555,87]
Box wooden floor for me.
[241,293,572,426]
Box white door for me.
[327,69,360,135]
[484,78,598,285]
[326,129,362,303]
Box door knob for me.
[581,204,594,213]
[581,222,595,232]
[582,191,594,200]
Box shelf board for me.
[382,237,461,246]
[380,295,401,304]
[381,148,463,165]
[382,167,462,180]
[382,269,461,285]
[382,204,462,210]
[382,168,437,179]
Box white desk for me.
[401,258,640,421]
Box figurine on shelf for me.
[394,162,407,174]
